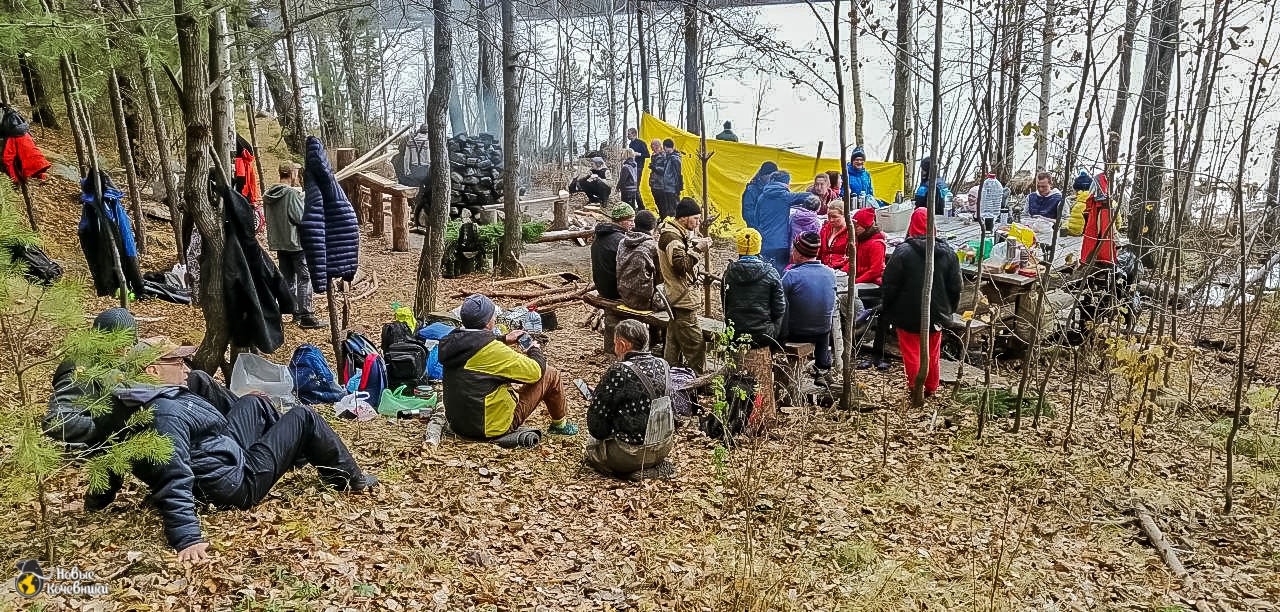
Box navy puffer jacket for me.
[301,137,360,293]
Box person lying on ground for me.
[83,336,377,563]
[617,209,662,311]
[1026,171,1064,221]
[881,208,962,398]
[722,228,785,348]
[782,232,837,376]
[585,320,676,478]
[593,202,637,351]
[440,294,579,439]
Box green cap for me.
[608,202,636,220]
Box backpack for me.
[700,371,756,445]
[5,243,62,285]
[290,343,345,405]
[0,104,29,138]
[341,332,388,407]
[381,321,429,390]
[622,359,675,448]
[616,235,657,310]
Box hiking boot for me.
[346,472,379,492]
[874,360,891,371]
[546,421,579,436]
[298,315,329,329]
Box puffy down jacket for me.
[301,137,360,293]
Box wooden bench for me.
[580,291,725,342]
[335,148,415,252]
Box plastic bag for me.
[230,353,295,401]
[335,391,376,421]
[377,385,438,417]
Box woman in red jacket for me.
[819,203,850,272]
[849,207,890,370]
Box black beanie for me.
[675,198,701,218]
[93,308,138,341]
[635,209,657,233]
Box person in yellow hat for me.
[721,228,786,347]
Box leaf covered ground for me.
[1,168,1278,611]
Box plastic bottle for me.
[943,194,954,217]
[980,173,1003,223]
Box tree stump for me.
[391,193,409,251]
[551,198,568,230]
[743,347,776,434]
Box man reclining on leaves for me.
[52,330,377,562]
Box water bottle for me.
[524,307,543,333]
[860,191,869,209]
[980,174,1003,223]
[943,194,954,217]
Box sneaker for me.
[874,360,891,371]
[856,359,874,370]
[298,315,329,329]
[346,472,379,492]
[546,421,579,436]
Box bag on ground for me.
[4,243,62,285]
[381,321,429,390]
[290,343,346,404]
[342,331,388,407]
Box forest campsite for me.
[1,0,1279,608]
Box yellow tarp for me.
[638,113,905,236]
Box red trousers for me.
[896,329,942,396]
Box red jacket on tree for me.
[2,133,50,181]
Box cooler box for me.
[876,203,914,233]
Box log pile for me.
[448,133,504,220]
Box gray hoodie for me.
[262,184,304,252]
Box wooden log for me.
[1133,501,1213,612]
[551,198,569,230]
[391,192,409,251]
[530,282,596,309]
[371,192,387,238]
[333,124,414,181]
[743,347,776,435]
[537,228,595,243]
[335,148,358,221]
[492,271,579,287]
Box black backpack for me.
[5,243,62,285]
[380,321,429,389]
[700,371,756,445]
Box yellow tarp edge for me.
[637,113,906,237]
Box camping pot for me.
[540,310,559,332]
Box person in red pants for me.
[881,208,961,397]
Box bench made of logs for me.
[580,291,725,342]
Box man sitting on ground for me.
[440,294,579,439]
[83,337,376,562]
[585,320,675,478]
[782,232,837,378]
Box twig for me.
[1132,501,1213,612]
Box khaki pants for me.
[511,366,567,431]
[664,307,705,373]
[584,435,673,475]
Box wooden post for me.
[334,147,358,222]
[551,197,568,230]
[371,191,387,238]
[355,186,369,224]
[391,192,409,251]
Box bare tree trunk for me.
[126,0,184,255]
[1104,0,1140,170]
[498,0,522,276]
[0,66,9,106]
[476,0,502,135]
[338,11,371,149]
[1263,126,1280,241]
[606,13,619,145]
[55,54,87,173]
[913,0,942,409]
[1176,0,1229,220]
[1035,0,1055,171]
[176,0,230,374]
[1062,0,1097,184]
[849,1,865,147]
[107,68,146,253]
[279,0,306,149]
[637,0,650,116]
[17,53,59,128]
[249,11,303,155]
[891,0,913,166]
[683,1,700,135]
[415,0,454,316]
[209,14,234,178]
[1128,0,1181,265]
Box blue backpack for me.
[289,344,345,405]
[342,332,388,407]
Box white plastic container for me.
[230,353,295,400]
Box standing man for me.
[649,139,684,220]
[627,128,650,175]
[881,208,962,398]
[592,202,636,350]
[263,163,326,329]
[658,198,710,373]
[715,121,739,142]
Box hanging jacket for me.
[756,181,812,252]
[300,137,360,294]
[262,184,304,252]
[722,255,786,343]
[591,222,628,300]
[78,173,144,298]
[789,203,823,245]
[818,222,850,272]
[218,181,295,353]
[853,229,887,284]
[1081,173,1116,265]
[657,217,699,310]
[616,231,662,311]
[438,329,546,439]
[617,159,639,199]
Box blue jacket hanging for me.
[300,137,360,294]
[77,172,144,298]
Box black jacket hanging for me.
[77,172,144,298]
[215,181,296,353]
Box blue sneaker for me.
[547,421,579,436]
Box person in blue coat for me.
[740,161,778,228]
[844,146,876,205]
[913,156,952,214]
[755,170,814,274]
